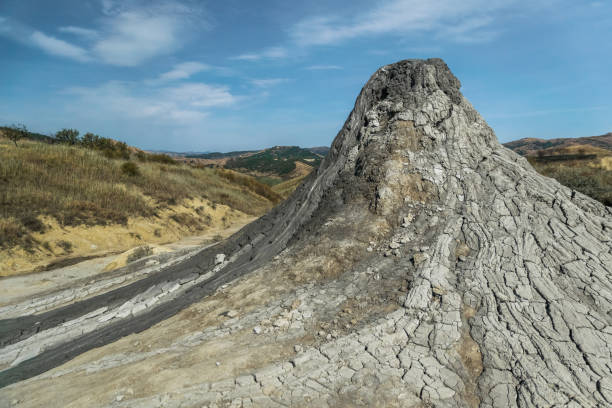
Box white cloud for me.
[165,83,238,108]
[30,31,91,62]
[250,78,289,88]
[93,11,184,66]
[58,26,99,39]
[305,65,342,70]
[65,80,238,124]
[157,62,210,82]
[1,1,205,66]
[232,46,288,61]
[290,0,514,46]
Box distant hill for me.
[307,146,330,156]
[185,150,257,160]
[504,133,611,206]
[503,133,612,156]
[173,145,328,190]
[224,146,323,178]
[0,126,55,143]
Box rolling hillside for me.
[180,145,328,192]
[503,132,612,156]
[0,133,281,276]
[504,134,612,206]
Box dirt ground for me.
[0,217,255,307]
[0,198,252,277]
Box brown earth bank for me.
[0,137,282,276]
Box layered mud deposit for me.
[1,59,611,407]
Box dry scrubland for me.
[526,144,612,206]
[0,137,281,276]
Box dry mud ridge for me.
[1,59,611,407]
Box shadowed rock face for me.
[1,59,611,407]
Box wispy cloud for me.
[58,26,99,39]
[30,31,91,62]
[0,1,206,66]
[65,80,240,124]
[232,46,288,61]
[290,0,514,46]
[156,62,210,82]
[305,65,342,70]
[92,0,206,67]
[250,78,289,88]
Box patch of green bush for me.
[121,161,140,177]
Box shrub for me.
[56,240,73,253]
[4,124,28,147]
[121,161,140,177]
[56,128,80,145]
[148,153,177,165]
[20,214,46,233]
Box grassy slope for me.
[505,141,612,206]
[224,146,323,181]
[0,138,280,262]
[503,133,612,156]
[272,174,309,198]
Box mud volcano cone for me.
[1,59,611,408]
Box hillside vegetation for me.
[505,138,612,206]
[182,145,327,189]
[0,132,281,275]
[224,146,323,177]
[504,133,612,156]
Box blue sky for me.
[1,0,610,151]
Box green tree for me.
[81,132,100,148]
[5,123,28,147]
[56,128,80,145]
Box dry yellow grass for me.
[0,137,280,275]
[272,174,308,198]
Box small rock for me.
[253,326,262,334]
[215,361,221,366]
[392,249,401,256]
[318,330,326,337]
[294,344,303,353]
[413,252,429,266]
[11,400,19,406]
[226,310,239,318]
[432,286,447,296]
[389,242,401,249]
[273,318,289,328]
[326,333,332,340]
[215,253,226,265]
[116,395,124,402]
[366,246,373,252]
